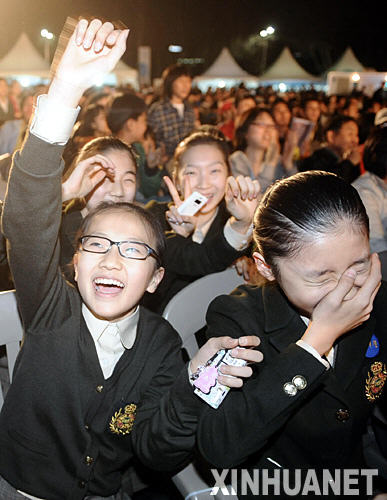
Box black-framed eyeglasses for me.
[78,235,161,266]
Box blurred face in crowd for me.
[21,95,35,122]
[0,79,9,99]
[327,121,359,157]
[93,110,111,136]
[171,75,192,103]
[236,97,256,117]
[177,144,229,217]
[272,102,292,129]
[246,111,277,151]
[85,149,137,212]
[304,100,321,124]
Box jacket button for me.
[336,409,350,422]
[283,382,297,396]
[292,375,307,390]
[78,480,86,488]
[96,385,104,393]
[85,455,94,465]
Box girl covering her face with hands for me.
[197,171,386,499]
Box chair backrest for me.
[0,290,23,410]
[162,267,244,358]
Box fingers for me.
[226,176,260,201]
[163,176,182,206]
[183,175,193,200]
[357,253,381,299]
[166,205,184,226]
[230,346,264,364]
[328,266,358,303]
[75,18,128,56]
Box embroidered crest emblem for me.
[365,361,387,402]
[109,404,137,435]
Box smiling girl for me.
[0,19,262,499]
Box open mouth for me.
[94,277,125,295]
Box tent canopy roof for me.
[0,32,50,76]
[198,47,254,79]
[260,46,318,81]
[327,47,366,73]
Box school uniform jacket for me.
[0,133,203,500]
[197,283,387,497]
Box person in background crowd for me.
[230,106,288,194]
[106,92,166,200]
[353,124,387,279]
[0,78,16,126]
[63,103,111,167]
[0,93,35,155]
[271,97,292,154]
[299,114,361,184]
[147,64,195,163]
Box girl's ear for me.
[146,266,165,293]
[253,251,275,281]
[73,253,79,282]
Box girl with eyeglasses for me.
[0,19,262,499]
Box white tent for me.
[259,47,320,85]
[194,47,258,91]
[0,32,50,80]
[327,47,366,73]
[112,60,139,88]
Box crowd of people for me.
[0,16,386,500]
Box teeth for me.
[94,278,124,288]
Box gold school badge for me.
[109,404,137,435]
[365,362,387,402]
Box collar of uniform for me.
[262,283,300,333]
[82,303,139,350]
[192,207,219,243]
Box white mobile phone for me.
[177,191,208,216]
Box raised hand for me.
[163,175,197,237]
[225,175,260,234]
[190,335,263,389]
[49,19,129,107]
[302,253,381,356]
[61,154,114,202]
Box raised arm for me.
[1,20,128,328]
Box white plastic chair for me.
[0,289,23,410]
[163,267,243,500]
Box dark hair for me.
[253,171,369,278]
[77,201,166,268]
[271,98,290,110]
[161,64,191,100]
[325,114,358,135]
[106,93,146,134]
[64,136,138,182]
[363,126,387,179]
[172,131,230,181]
[234,94,255,111]
[234,106,274,151]
[73,104,106,137]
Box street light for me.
[41,28,54,63]
[259,25,275,74]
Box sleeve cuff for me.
[223,218,253,251]
[30,94,80,145]
[296,339,330,370]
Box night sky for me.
[0,0,385,79]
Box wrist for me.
[301,322,335,356]
[48,77,85,108]
[229,216,252,235]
